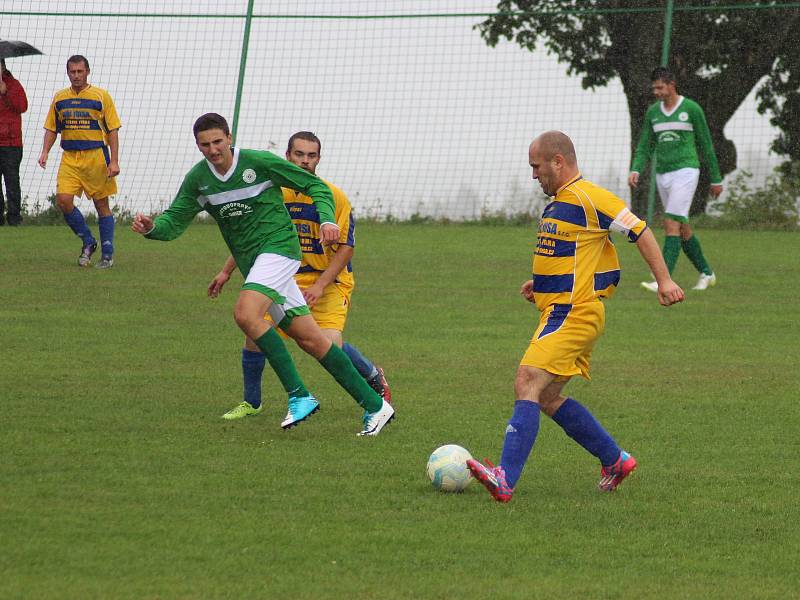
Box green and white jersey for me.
[146,148,334,277]
[631,96,722,184]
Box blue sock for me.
[98,215,115,258]
[499,400,541,488]
[242,348,266,408]
[551,397,621,466]
[64,207,95,246]
[342,342,377,380]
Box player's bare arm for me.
[38,129,57,168]
[303,244,353,307]
[635,229,685,306]
[209,255,238,298]
[106,129,120,177]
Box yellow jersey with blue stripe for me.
[44,85,121,151]
[532,174,646,311]
[282,179,355,290]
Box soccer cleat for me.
[368,366,392,404]
[357,399,395,436]
[78,241,98,267]
[640,280,658,292]
[94,257,114,269]
[598,451,637,492]
[281,395,320,429]
[466,458,513,503]
[692,272,716,290]
[221,401,263,420]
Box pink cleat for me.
[466,458,514,503]
[598,451,637,491]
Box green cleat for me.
[222,401,263,420]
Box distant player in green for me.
[629,67,722,291]
[131,113,394,436]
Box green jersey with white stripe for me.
[146,148,334,277]
[630,96,722,184]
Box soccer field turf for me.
[1,223,798,598]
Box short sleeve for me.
[43,98,57,132]
[595,191,647,242]
[102,90,121,131]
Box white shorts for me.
[242,253,307,319]
[656,167,700,221]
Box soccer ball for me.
[426,444,473,492]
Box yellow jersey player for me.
[38,55,121,268]
[467,131,684,502]
[209,132,391,421]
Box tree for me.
[478,0,800,215]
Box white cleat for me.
[357,400,395,436]
[692,272,716,290]
[640,280,659,292]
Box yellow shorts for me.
[57,147,117,200]
[264,280,352,334]
[309,282,352,331]
[520,301,605,380]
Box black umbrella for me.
[0,40,43,60]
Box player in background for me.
[629,66,722,291]
[132,113,394,436]
[467,131,684,502]
[38,55,120,268]
[208,131,391,421]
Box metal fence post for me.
[647,0,675,223]
[231,0,256,144]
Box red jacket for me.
[0,71,28,147]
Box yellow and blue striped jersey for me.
[531,174,646,311]
[44,85,121,151]
[282,179,355,290]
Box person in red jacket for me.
[0,59,28,226]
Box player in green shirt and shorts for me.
[131,113,394,436]
[629,67,723,291]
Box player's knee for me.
[514,367,537,400]
[233,305,258,334]
[55,195,73,213]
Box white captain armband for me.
[609,208,643,241]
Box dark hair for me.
[193,113,230,138]
[287,131,321,154]
[67,55,90,70]
[0,58,9,76]
[651,66,675,84]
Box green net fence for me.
[2,1,791,220]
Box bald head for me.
[529,131,580,196]
[531,131,577,166]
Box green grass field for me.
[1,223,798,599]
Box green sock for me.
[253,328,309,397]
[663,235,681,274]
[681,235,713,275]
[319,344,382,413]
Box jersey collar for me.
[206,146,240,182]
[660,95,685,117]
[555,173,583,196]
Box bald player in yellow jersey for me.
[209,132,390,421]
[39,55,121,269]
[468,131,684,502]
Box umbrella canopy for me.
[0,40,43,60]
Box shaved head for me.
[528,131,580,196]
[531,131,577,166]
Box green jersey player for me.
[629,67,722,292]
[131,113,394,436]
